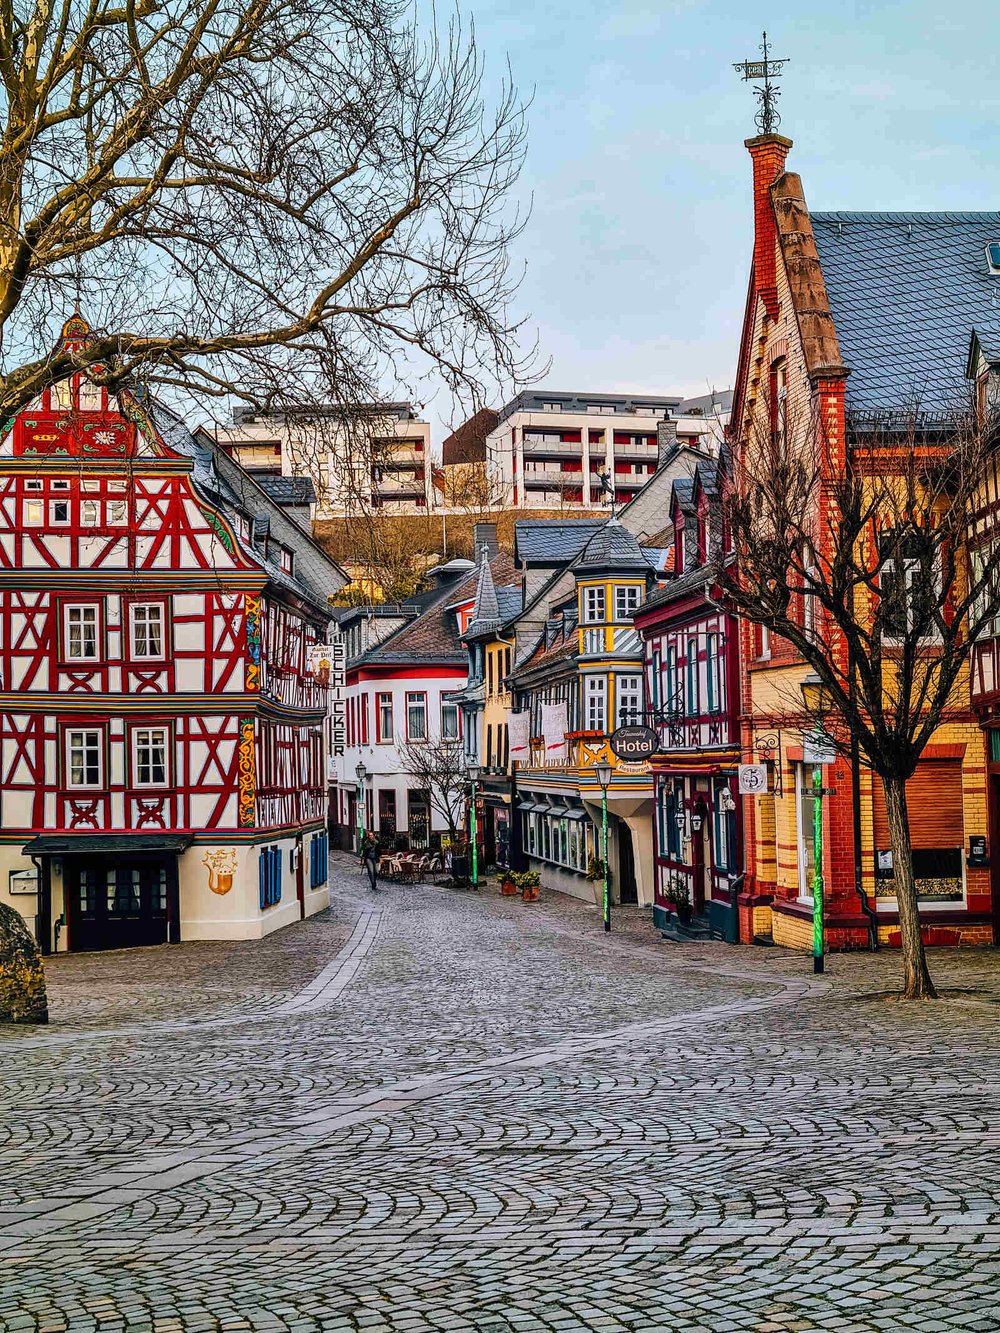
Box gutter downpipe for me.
[845,450,878,951]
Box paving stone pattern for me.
[3,856,1000,1331]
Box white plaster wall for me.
[342,671,465,838]
[180,837,328,941]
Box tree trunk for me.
[881,774,937,999]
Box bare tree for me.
[0,0,532,418]
[722,403,1000,999]
[399,735,467,848]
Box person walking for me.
[360,832,380,893]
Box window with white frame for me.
[582,586,606,624]
[106,500,127,526]
[81,500,100,527]
[583,627,604,655]
[376,692,393,742]
[584,675,607,732]
[130,603,165,658]
[406,691,427,741]
[616,673,643,726]
[614,585,641,620]
[50,499,70,524]
[67,729,102,787]
[441,700,460,741]
[24,499,43,525]
[133,727,168,786]
[65,605,99,659]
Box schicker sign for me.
[610,725,657,761]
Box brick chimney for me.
[746,134,793,319]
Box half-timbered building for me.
[633,459,742,936]
[0,316,346,952]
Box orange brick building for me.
[731,132,995,950]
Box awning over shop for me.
[547,804,570,818]
[22,834,193,856]
[563,808,589,821]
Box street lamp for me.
[467,763,481,890]
[800,673,831,975]
[596,759,613,933]
[690,807,704,834]
[355,761,367,853]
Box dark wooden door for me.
[618,822,638,905]
[67,857,174,951]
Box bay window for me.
[584,675,607,733]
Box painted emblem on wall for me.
[244,594,262,691]
[203,848,238,895]
[237,717,256,827]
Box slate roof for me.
[514,519,606,565]
[811,211,1000,416]
[152,403,346,615]
[576,519,651,574]
[254,475,316,508]
[464,554,502,640]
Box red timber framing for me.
[0,316,330,895]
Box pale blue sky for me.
[467,0,1000,407]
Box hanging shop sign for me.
[610,725,657,761]
[738,763,768,795]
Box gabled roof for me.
[358,551,517,668]
[810,209,1000,416]
[514,518,606,565]
[154,405,346,615]
[672,477,696,516]
[967,327,1000,375]
[576,518,651,574]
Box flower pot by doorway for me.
[511,870,540,902]
[500,876,518,896]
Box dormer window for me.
[987,243,1000,275]
[676,525,685,573]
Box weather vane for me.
[733,31,789,135]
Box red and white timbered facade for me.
[0,316,343,952]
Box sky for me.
[455,0,1000,417]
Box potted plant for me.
[499,866,518,896]
[513,869,541,903]
[665,879,693,925]
[585,856,611,909]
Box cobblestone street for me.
[5,856,1000,1332]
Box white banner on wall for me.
[508,710,531,756]
[541,702,568,761]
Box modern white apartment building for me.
[215,403,435,518]
[484,390,731,511]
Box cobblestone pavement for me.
[5,858,1000,1331]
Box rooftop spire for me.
[733,31,789,136]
